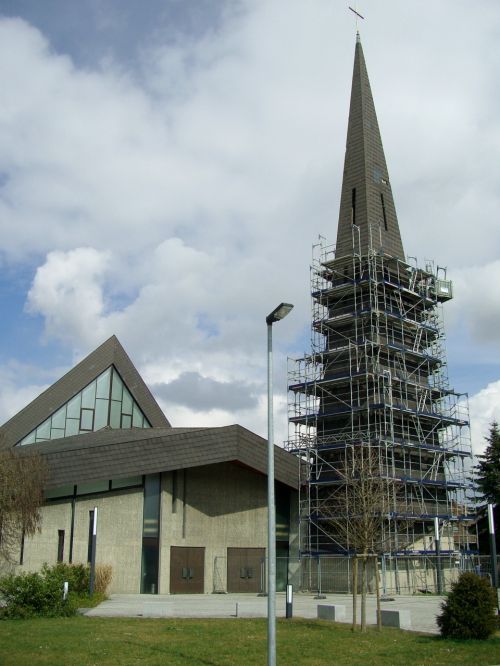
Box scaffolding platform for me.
[287,233,476,555]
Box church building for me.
[0,335,299,594]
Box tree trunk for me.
[361,555,367,632]
[375,554,381,631]
[352,555,358,632]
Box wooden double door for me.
[170,546,205,593]
[227,547,265,593]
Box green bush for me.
[0,570,77,619]
[0,563,92,619]
[41,562,89,595]
[437,572,497,640]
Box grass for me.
[0,617,499,665]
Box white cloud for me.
[26,247,111,349]
[0,361,51,425]
[469,381,500,457]
[448,261,500,347]
[0,1,499,440]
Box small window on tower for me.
[351,188,356,225]
[380,193,388,231]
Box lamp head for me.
[266,302,294,325]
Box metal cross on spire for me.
[348,4,365,34]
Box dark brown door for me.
[227,547,265,593]
[170,546,205,593]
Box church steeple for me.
[335,34,405,260]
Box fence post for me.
[314,555,326,599]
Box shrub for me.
[94,564,112,595]
[42,562,89,595]
[437,572,497,640]
[0,562,111,619]
[0,570,76,619]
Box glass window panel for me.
[51,405,66,429]
[65,418,80,436]
[77,480,109,495]
[16,364,152,445]
[20,431,36,445]
[66,393,81,418]
[94,399,109,430]
[96,367,111,399]
[122,387,133,415]
[111,369,123,401]
[80,408,94,431]
[44,485,74,499]
[142,474,160,537]
[81,381,96,409]
[143,518,159,536]
[36,420,51,440]
[111,476,142,489]
[110,401,121,428]
[132,403,143,428]
[122,414,132,429]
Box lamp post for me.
[89,506,98,596]
[266,302,293,666]
[487,504,498,591]
[434,517,442,595]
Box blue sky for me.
[0,0,499,453]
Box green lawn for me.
[0,617,499,666]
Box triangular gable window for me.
[18,365,151,446]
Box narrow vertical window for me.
[351,188,357,225]
[380,193,388,231]
[19,530,25,565]
[141,474,161,594]
[57,530,65,563]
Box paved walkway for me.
[85,592,444,634]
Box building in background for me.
[0,335,299,594]
[287,34,476,558]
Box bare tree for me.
[323,445,404,632]
[0,445,48,565]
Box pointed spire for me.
[335,36,405,260]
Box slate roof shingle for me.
[17,424,299,490]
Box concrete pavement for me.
[85,592,444,634]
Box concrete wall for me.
[159,462,269,594]
[14,462,294,595]
[19,487,143,594]
[71,489,143,593]
[21,501,72,573]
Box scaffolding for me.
[287,225,476,556]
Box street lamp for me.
[266,302,293,666]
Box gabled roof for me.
[17,424,299,490]
[336,34,405,260]
[0,335,170,450]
